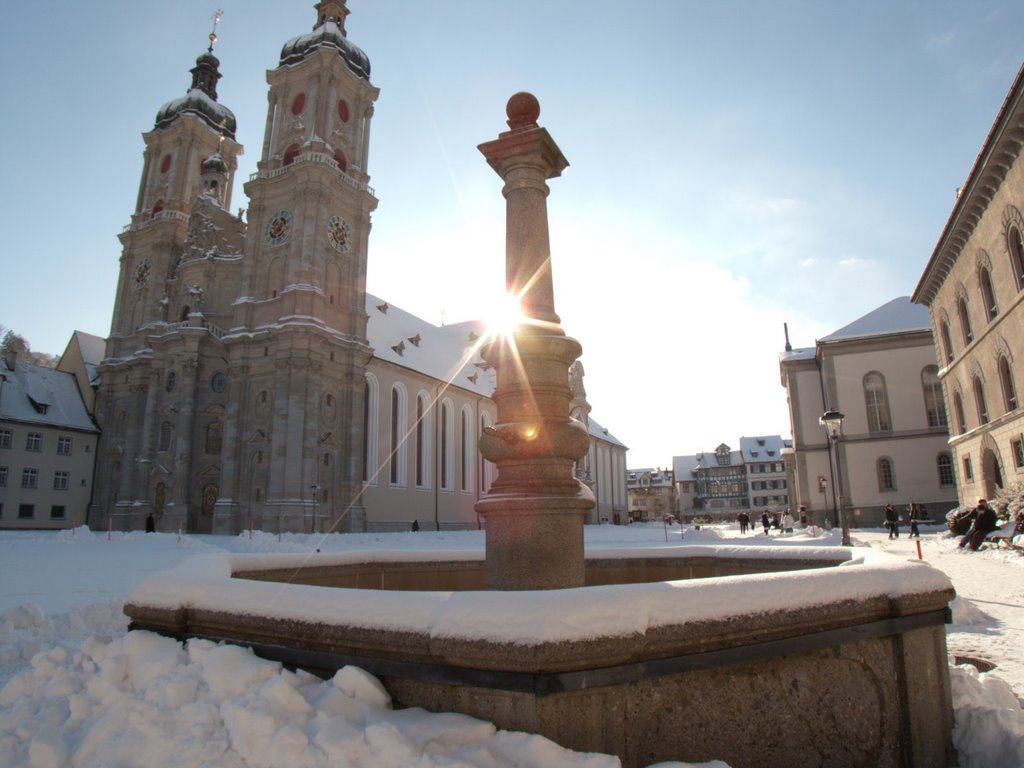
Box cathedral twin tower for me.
[95,2,379,533]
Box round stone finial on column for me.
[506,92,540,130]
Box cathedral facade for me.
[91,2,628,534]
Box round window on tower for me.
[292,93,306,115]
[338,99,349,123]
[160,154,172,173]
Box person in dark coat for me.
[411,519,420,532]
[737,512,750,534]
[761,510,771,536]
[884,503,899,539]
[959,499,997,551]
[908,503,921,538]
[145,513,156,533]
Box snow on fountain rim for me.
[127,545,953,645]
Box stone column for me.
[475,93,594,590]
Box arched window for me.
[937,453,954,487]
[415,393,430,488]
[863,372,891,432]
[440,401,452,490]
[979,267,998,321]
[389,385,407,485]
[460,406,472,492]
[958,297,973,346]
[953,391,967,435]
[999,355,1018,412]
[877,457,896,492]
[1010,223,1024,291]
[921,366,946,427]
[973,376,989,425]
[362,376,378,483]
[940,320,954,364]
[283,143,301,166]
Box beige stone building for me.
[91,1,626,534]
[780,298,958,527]
[626,467,675,522]
[913,62,1024,504]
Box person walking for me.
[959,499,997,551]
[884,503,899,539]
[909,503,921,539]
[761,510,771,536]
[738,511,750,534]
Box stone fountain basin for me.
[125,545,955,768]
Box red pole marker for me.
[916,540,923,560]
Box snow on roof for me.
[818,297,931,343]
[780,346,815,362]
[626,467,673,487]
[587,416,626,448]
[672,454,700,478]
[366,293,495,397]
[0,358,98,432]
[68,330,106,387]
[739,435,790,462]
[693,448,744,470]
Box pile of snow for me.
[0,628,622,768]
[950,665,1024,768]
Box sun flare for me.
[483,291,527,339]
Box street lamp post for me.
[819,410,852,547]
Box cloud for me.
[926,30,956,50]
[801,257,817,268]
[838,257,878,269]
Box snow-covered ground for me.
[0,522,1021,767]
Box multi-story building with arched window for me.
[780,298,958,527]
[913,60,1024,503]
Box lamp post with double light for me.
[819,409,852,546]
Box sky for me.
[2,1,1024,467]
[1,524,1022,766]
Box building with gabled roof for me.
[912,61,1024,505]
[740,435,792,514]
[0,351,99,528]
[780,297,957,528]
[626,467,675,522]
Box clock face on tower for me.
[264,210,292,246]
[133,259,152,289]
[326,215,351,253]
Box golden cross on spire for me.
[208,8,223,52]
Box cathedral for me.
[91,1,627,534]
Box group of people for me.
[737,510,795,535]
[883,502,926,539]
